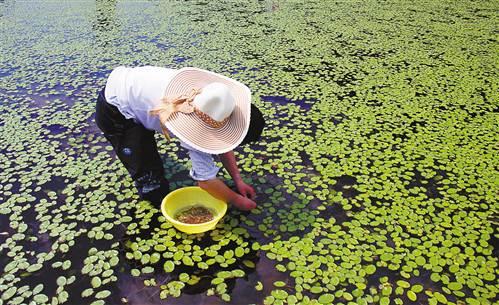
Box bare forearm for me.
[198,177,257,211]
[197,178,239,203]
[219,151,243,183]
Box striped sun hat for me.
[150,67,251,155]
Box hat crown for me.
[193,82,235,122]
[160,67,251,154]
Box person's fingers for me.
[244,192,254,200]
[233,195,257,211]
[248,187,256,200]
[240,185,255,199]
[245,203,255,210]
[242,198,256,210]
[240,186,251,198]
[248,198,256,209]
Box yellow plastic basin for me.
[161,186,227,234]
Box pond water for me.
[1,0,498,305]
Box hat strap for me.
[150,87,231,140]
[149,88,201,140]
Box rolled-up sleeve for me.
[180,141,220,181]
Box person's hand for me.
[235,180,256,200]
[231,194,257,211]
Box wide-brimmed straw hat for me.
[150,67,251,155]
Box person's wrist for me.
[234,177,244,186]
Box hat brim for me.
[163,67,251,155]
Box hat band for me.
[194,108,230,129]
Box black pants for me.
[95,88,170,205]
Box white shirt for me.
[104,66,220,181]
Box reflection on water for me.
[93,0,117,46]
[0,0,9,18]
[261,95,315,110]
[265,0,280,12]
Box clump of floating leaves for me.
[0,0,497,305]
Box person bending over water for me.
[96,66,265,210]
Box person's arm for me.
[197,178,256,210]
[178,141,256,210]
[218,151,256,200]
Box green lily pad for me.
[318,294,334,304]
[163,261,175,273]
[407,290,417,301]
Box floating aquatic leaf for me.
[271,289,288,300]
[365,264,376,275]
[318,293,334,304]
[150,253,160,264]
[131,269,141,277]
[33,294,49,303]
[255,281,263,291]
[243,260,255,268]
[56,276,66,287]
[91,277,102,288]
[142,266,154,274]
[310,286,323,294]
[411,284,423,293]
[407,290,417,301]
[221,293,231,302]
[81,288,94,298]
[27,264,43,273]
[163,261,175,273]
[179,273,190,282]
[32,284,44,295]
[343,291,353,301]
[1,287,17,301]
[380,296,390,305]
[396,280,410,289]
[232,269,245,278]
[95,290,111,299]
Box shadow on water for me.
[364,265,465,305]
[406,169,444,199]
[116,214,265,304]
[105,153,310,304]
[116,241,288,305]
[314,200,351,227]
